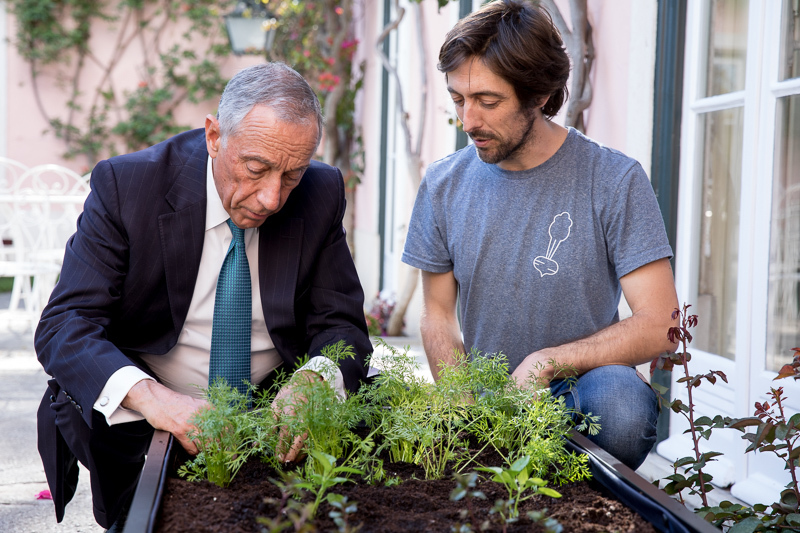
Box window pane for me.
[705,0,749,97]
[695,107,744,360]
[767,95,800,371]
[780,0,800,81]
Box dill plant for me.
[180,340,595,525]
[266,342,369,464]
[178,379,260,488]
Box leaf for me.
[790,447,800,461]
[785,513,800,525]
[651,382,669,395]
[537,487,562,498]
[335,466,365,475]
[510,456,530,473]
[727,417,761,430]
[776,364,798,380]
[727,516,762,533]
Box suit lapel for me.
[159,133,208,335]
[258,216,303,336]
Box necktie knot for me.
[227,219,245,245]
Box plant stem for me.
[680,338,709,507]
[773,390,800,503]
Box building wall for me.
[3,5,259,173]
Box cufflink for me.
[99,396,109,407]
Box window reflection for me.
[705,0,749,97]
[767,95,800,371]
[695,108,743,360]
[780,0,800,81]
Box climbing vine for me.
[265,0,364,253]
[7,0,236,167]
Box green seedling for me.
[327,493,362,533]
[526,509,563,533]
[476,456,561,519]
[450,472,487,532]
[258,472,316,533]
[298,450,363,516]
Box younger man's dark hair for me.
[438,0,571,118]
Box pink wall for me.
[5,8,259,174]
[553,0,633,153]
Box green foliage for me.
[450,472,486,532]
[7,0,234,165]
[8,0,110,64]
[259,473,317,533]
[177,378,259,487]
[654,306,800,531]
[476,456,561,519]
[327,493,362,533]
[651,304,725,507]
[183,340,593,527]
[268,0,364,184]
[297,450,363,517]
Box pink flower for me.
[335,6,344,15]
[36,490,52,500]
[326,57,335,65]
[303,50,311,57]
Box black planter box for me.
[122,430,719,533]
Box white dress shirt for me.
[94,157,344,425]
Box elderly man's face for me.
[204,105,319,229]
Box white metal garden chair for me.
[0,163,90,332]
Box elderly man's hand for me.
[121,380,209,455]
[271,370,322,462]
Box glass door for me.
[668,0,800,505]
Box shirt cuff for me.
[93,366,155,426]
[300,356,346,400]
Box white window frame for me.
[659,0,800,505]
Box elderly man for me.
[402,0,679,470]
[36,62,371,529]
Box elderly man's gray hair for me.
[217,62,324,144]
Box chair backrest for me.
[0,164,91,265]
[0,158,30,260]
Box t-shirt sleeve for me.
[402,176,453,273]
[606,163,674,279]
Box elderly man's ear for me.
[205,114,221,158]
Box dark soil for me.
[155,445,658,533]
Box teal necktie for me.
[209,219,252,397]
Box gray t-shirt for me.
[402,128,673,371]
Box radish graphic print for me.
[534,212,572,277]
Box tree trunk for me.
[543,0,594,131]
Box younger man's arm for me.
[420,270,466,381]
[511,258,679,387]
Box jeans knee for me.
[554,365,658,470]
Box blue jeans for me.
[549,365,658,470]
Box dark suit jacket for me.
[34,128,371,523]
